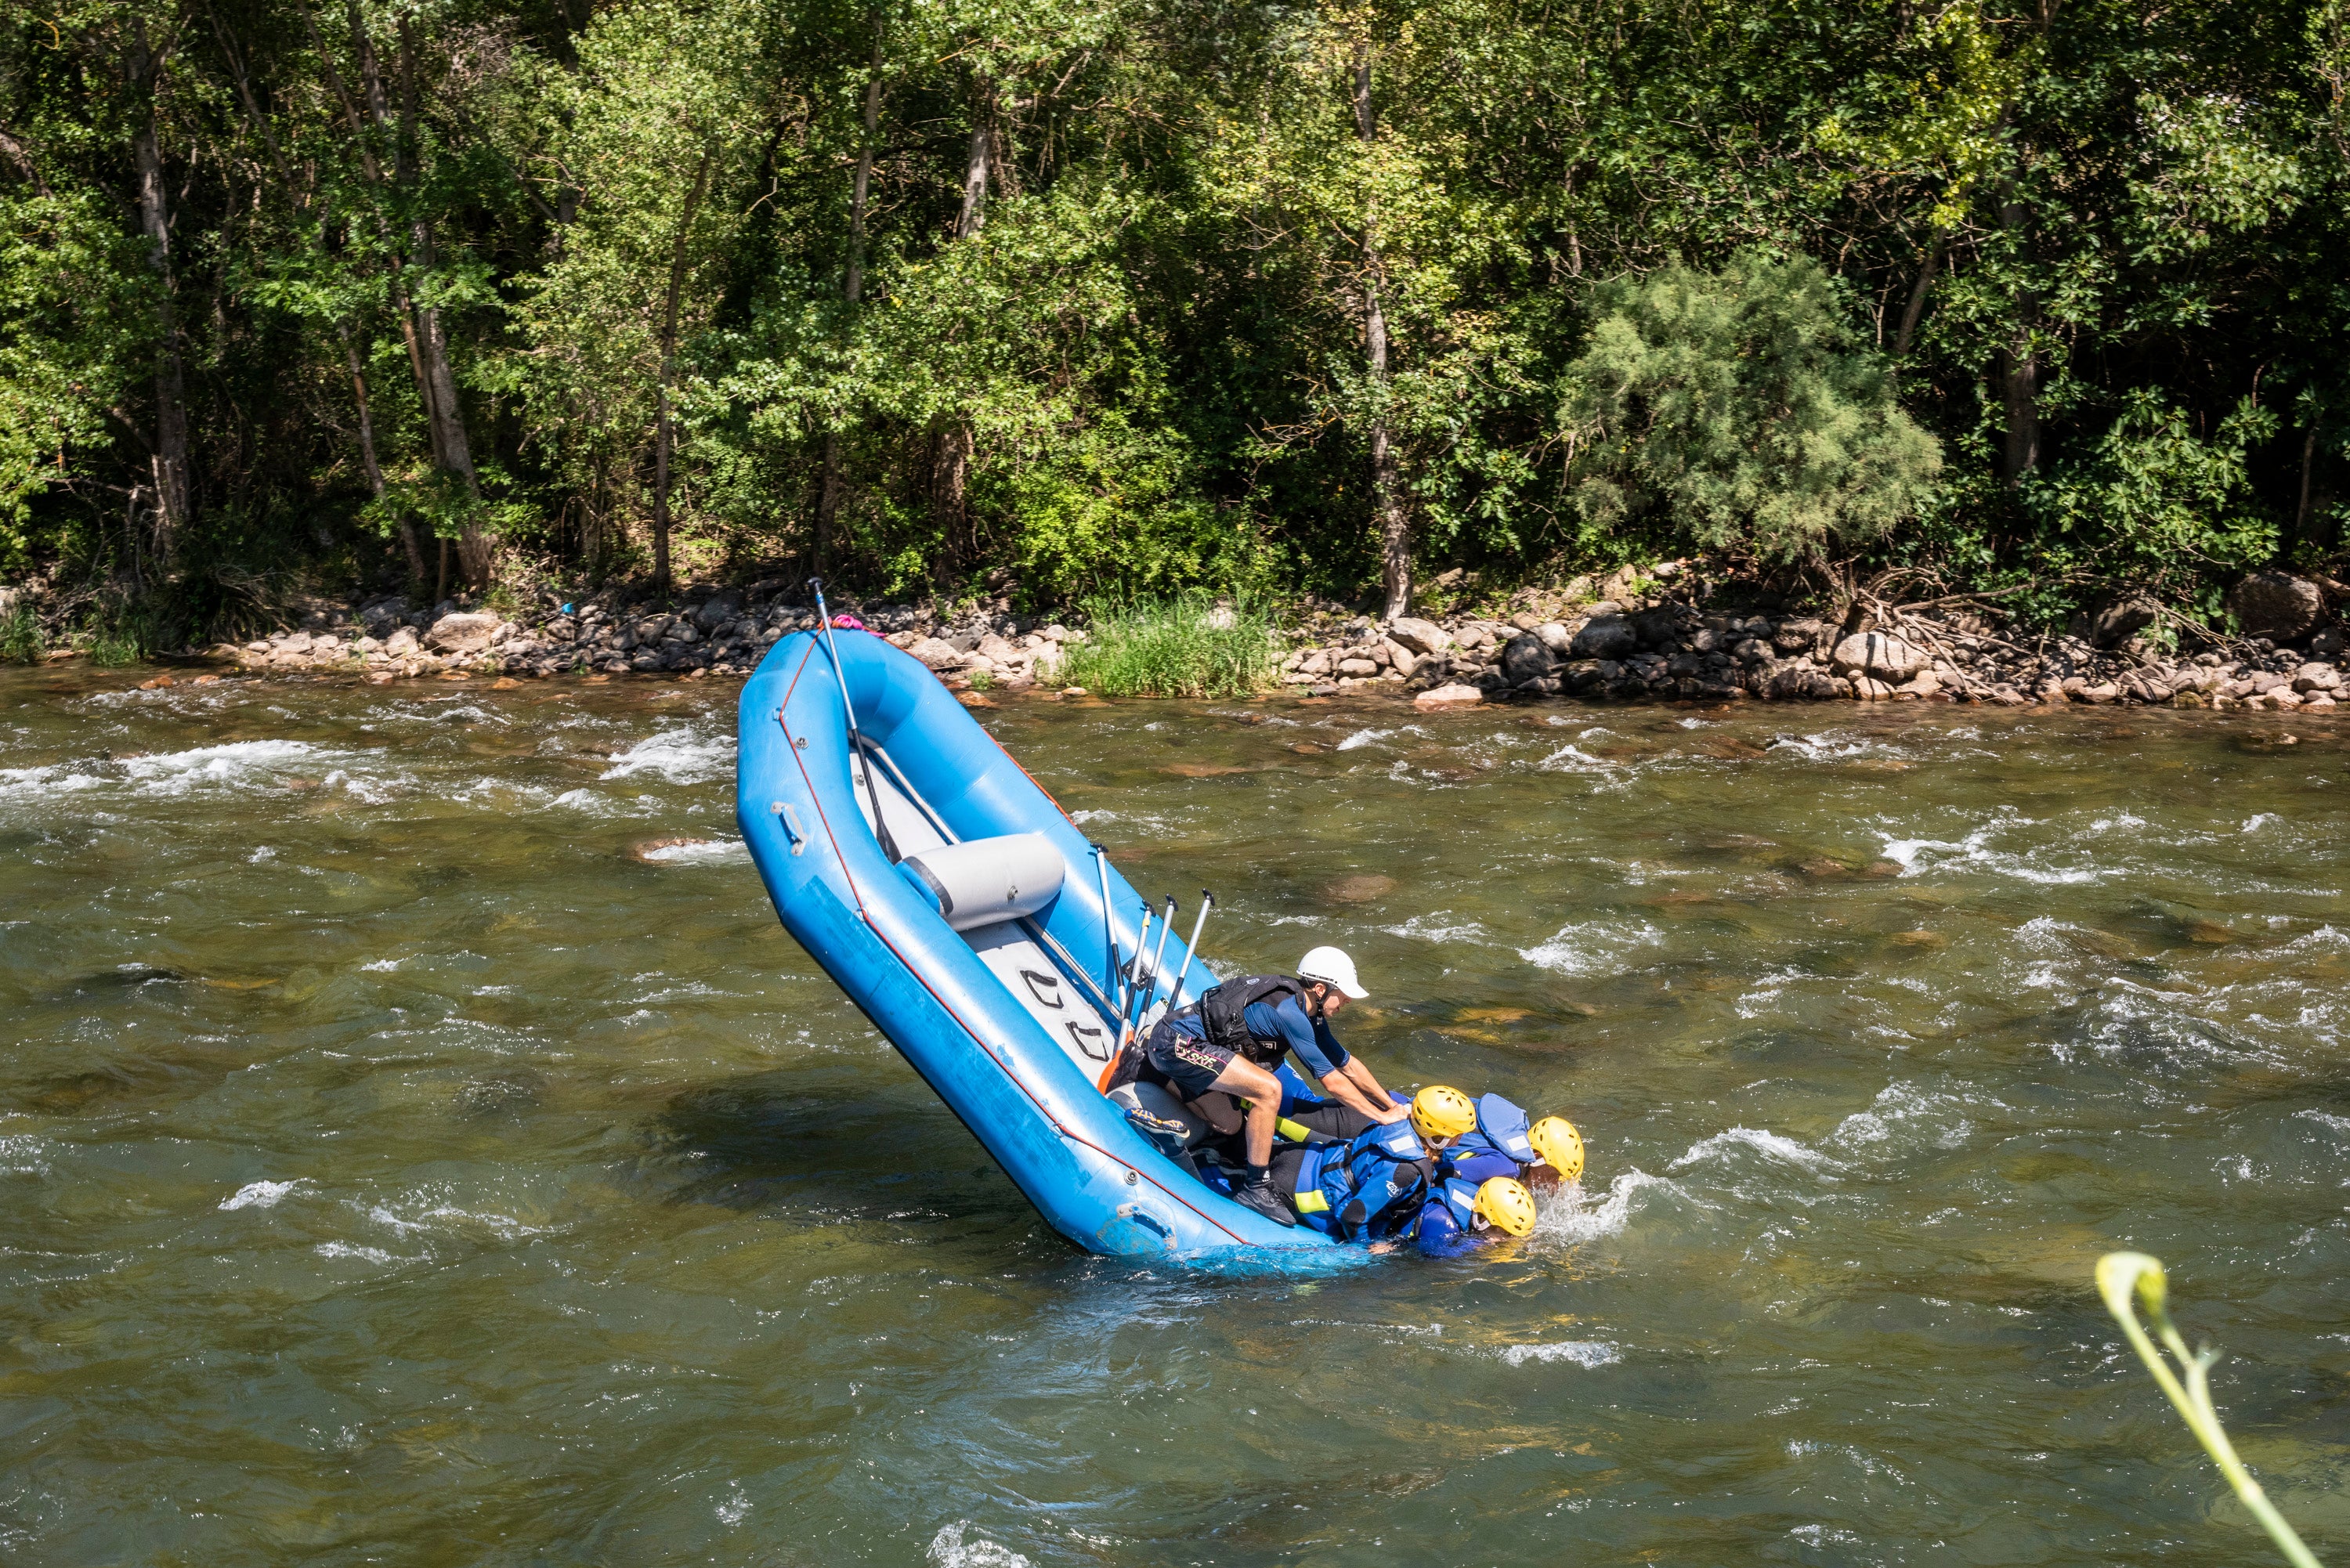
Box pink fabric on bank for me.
[829,614,866,632]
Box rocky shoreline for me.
[108,565,2350,715]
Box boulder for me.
[425,612,500,656]
[906,637,965,670]
[1413,682,1484,709]
[1533,621,1574,655]
[277,630,315,655]
[2085,594,2160,649]
[2294,662,2343,694]
[1337,656,1380,677]
[1568,615,1639,660]
[2226,570,2326,641]
[1829,631,1925,681]
[382,626,421,657]
[1381,640,1418,678]
[692,591,743,632]
[1386,617,1452,657]
[1771,618,1826,656]
[1596,565,1645,603]
[1499,634,1558,686]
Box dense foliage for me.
[2,0,2345,638]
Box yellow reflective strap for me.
[1292,1189,1330,1214]
[1275,1118,1311,1143]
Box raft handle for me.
[773,800,808,856]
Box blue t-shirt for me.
[1166,993,1350,1080]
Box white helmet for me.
[1298,945,1368,999]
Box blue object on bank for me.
[736,627,1340,1258]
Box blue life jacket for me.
[1454,1093,1537,1169]
[1441,1147,1523,1187]
[1291,1119,1430,1240]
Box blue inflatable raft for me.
[736,624,1341,1258]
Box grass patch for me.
[1058,592,1284,698]
[88,624,143,667]
[0,605,42,664]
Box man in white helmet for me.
[1135,945,1408,1227]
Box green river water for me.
[4,665,2348,1566]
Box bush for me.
[1558,251,1943,562]
[1058,593,1283,698]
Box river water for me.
[3,664,2347,1566]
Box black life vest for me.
[1195,974,1311,1066]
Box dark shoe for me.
[1233,1176,1299,1227]
[1124,1107,1192,1158]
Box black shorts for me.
[1142,1028,1242,1102]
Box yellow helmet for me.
[1529,1116,1585,1182]
[1410,1085,1477,1143]
[1473,1176,1538,1237]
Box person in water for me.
[1266,1106,1437,1241]
[1415,1176,1540,1255]
[1442,1094,1585,1191]
[1137,945,1407,1227]
[1404,1088,1579,1254]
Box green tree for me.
[1558,252,1942,562]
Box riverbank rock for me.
[1386,617,1452,656]
[1829,631,1925,681]
[425,612,500,656]
[2226,571,2326,641]
[1570,615,1639,660]
[1499,634,1557,686]
[1414,682,1483,708]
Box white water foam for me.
[1878,817,2107,885]
[1381,912,1489,943]
[219,1179,306,1211]
[1334,728,1391,752]
[1668,1126,1839,1174]
[0,762,107,800]
[1827,1082,1978,1154]
[1499,1340,1622,1368]
[927,1523,1033,1568]
[638,838,750,865]
[1518,919,1664,977]
[121,739,329,795]
[313,1241,399,1264]
[1536,1169,1692,1243]
[599,728,734,785]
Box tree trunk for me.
[1353,44,1410,621]
[931,73,991,558]
[336,323,423,580]
[652,148,715,594]
[956,85,991,239]
[128,22,190,563]
[213,9,415,574]
[2294,422,2320,554]
[1893,233,1943,359]
[1998,193,2038,487]
[815,16,884,577]
[394,17,490,585]
[312,0,490,585]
